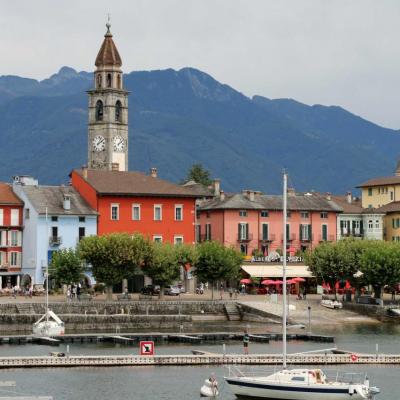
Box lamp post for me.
[307,305,311,335]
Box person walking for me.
[243,330,250,355]
[219,283,224,300]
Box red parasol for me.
[273,280,283,285]
[293,277,306,283]
[240,278,252,284]
[261,279,276,285]
[286,279,296,284]
[335,281,340,290]
[345,280,351,289]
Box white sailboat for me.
[32,208,65,337]
[224,172,380,400]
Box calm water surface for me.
[0,323,398,399]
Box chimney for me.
[346,191,352,204]
[287,187,296,197]
[213,179,221,196]
[220,190,225,201]
[249,191,255,201]
[150,167,158,178]
[63,194,71,211]
[326,192,331,201]
[82,165,88,179]
[111,163,119,172]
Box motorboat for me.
[33,309,65,336]
[321,299,343,309]
[224,172,380,400]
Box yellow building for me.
[375,202,400,241]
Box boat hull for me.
[225,378,369,400]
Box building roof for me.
[22,186,97,216]
[95,24,122,67]
[375,201,400,214]
[181,180,214,197]
[356,175,400,188]
[74,169,200,198]
[199,192,342,212]
[0,183,23,206]
[331,195,363,214]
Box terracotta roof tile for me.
[331,195,363,214]
[0,183,23,205]
[75,169,200,198]
[356,175,400,188]
[375,201,400,213]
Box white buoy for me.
[200,374,219,397]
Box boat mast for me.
[282,171,287,369]
[45,207,49,325]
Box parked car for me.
[164,285,180,296]
[140,285,160,296]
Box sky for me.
[1,0,400,129]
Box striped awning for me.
[241,263,313,278]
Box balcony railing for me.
[281,233,296,242]
[199,234,212,242]
[300,234,314,242]
[319,234,335,242]
[237,233,253,242]
[49,236,62,246]
[259,233,276,242]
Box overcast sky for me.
[1,0,400,128]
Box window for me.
[240,243,248,255]
[79,216,85,223]
[0,210,3,226]
[375,220,380,229]
[11,209,19,226]
[25,209,30,219]
[286,224,290,240]
[132,204,141,221]
[153,235,162,243]
[107,73,112,87]
[239,210,248,217]
[320,212,328,219]
[10,252,19,267]
[286,211,291,218]
[205,223,212,240]
[78,227,85,241]
[154,205,162,221]
[391,191,394,201]
[174,236,184,245]
[301,212,309,219]
[368,220,373,229]
[368,188,372,196]
[97,74,102,88]
[95,100,103,121]
[115,100,122,122]
[322,224,328,241]
[238,223,249,240]
[51,216,58,222]
[175,205,183,221]
[300,224,311,241]
[261,210,269,217]
[195,225,201,242]
[111,204,119,221]
[10,231,19,246]
[262,223,268,240]
[51,226,58,239]
[117,74,121,89]
[0,231,6,246]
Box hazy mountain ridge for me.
[0,66,399,194]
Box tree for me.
[78,233,154,299]
[50,248,84,286]
[183,163,212,186]
[195,241,243,299]
[142,242,181,295]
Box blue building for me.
[12,176,97,285]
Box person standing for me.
[219,283,224,300]
[243,330,250,355]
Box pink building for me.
[197,189,341,256]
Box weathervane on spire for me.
[106,13,111,33]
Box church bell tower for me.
[88,22,129,171]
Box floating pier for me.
[0,353,398,369]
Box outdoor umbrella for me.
[240,278,252,284]
[273,280,283,285]
[345,280,351,289]
[293,277,306,283]
[261,279,275,285]
[286,279,296,284]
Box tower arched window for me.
[95,100,103,121]
[107,73,112,88]
[115,100,122,122]
[97,74,102,88]
[117,74,121,89]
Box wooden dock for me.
[0,353,398,369]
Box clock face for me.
[113,135,125,152]
[93,135,105,152]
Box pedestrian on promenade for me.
[219,283,224,300]
[77,283,81,301]
[66,286,71,302]
[302,286,307,300]
[243,330,250,355]
[229,286,233,299]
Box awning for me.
[241,264,313,278]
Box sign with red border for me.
[140,341,154,356]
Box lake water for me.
[0,323,398,399]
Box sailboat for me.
[32,208,65,337]
[224,172,380,400]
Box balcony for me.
[281,233,296,242]
[300,234,314,242]
[237,233,253,242]
[319,234,335,242]
[0,263,9,270]
[49,236,62,246]
[259,233,276,242]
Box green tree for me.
[183,163,212,186]
[78,233,154,299]
[50,248,84,286]
[195,241,243,299]
[142,242,181,296]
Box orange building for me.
[71,167,198,244]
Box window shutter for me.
[245,223,249,239]
[352,220,355,235]
[360,220,364,235]
[238,223,241,239]
[263,224,268,240]
[17,252,21,267]
[299,224,302,240]
[308,224,312,240]
[286,224,290,240]
[18,231,22,246]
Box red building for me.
[0,183,24,289]
[71,167,198,244]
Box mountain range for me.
[0,66,399,194]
